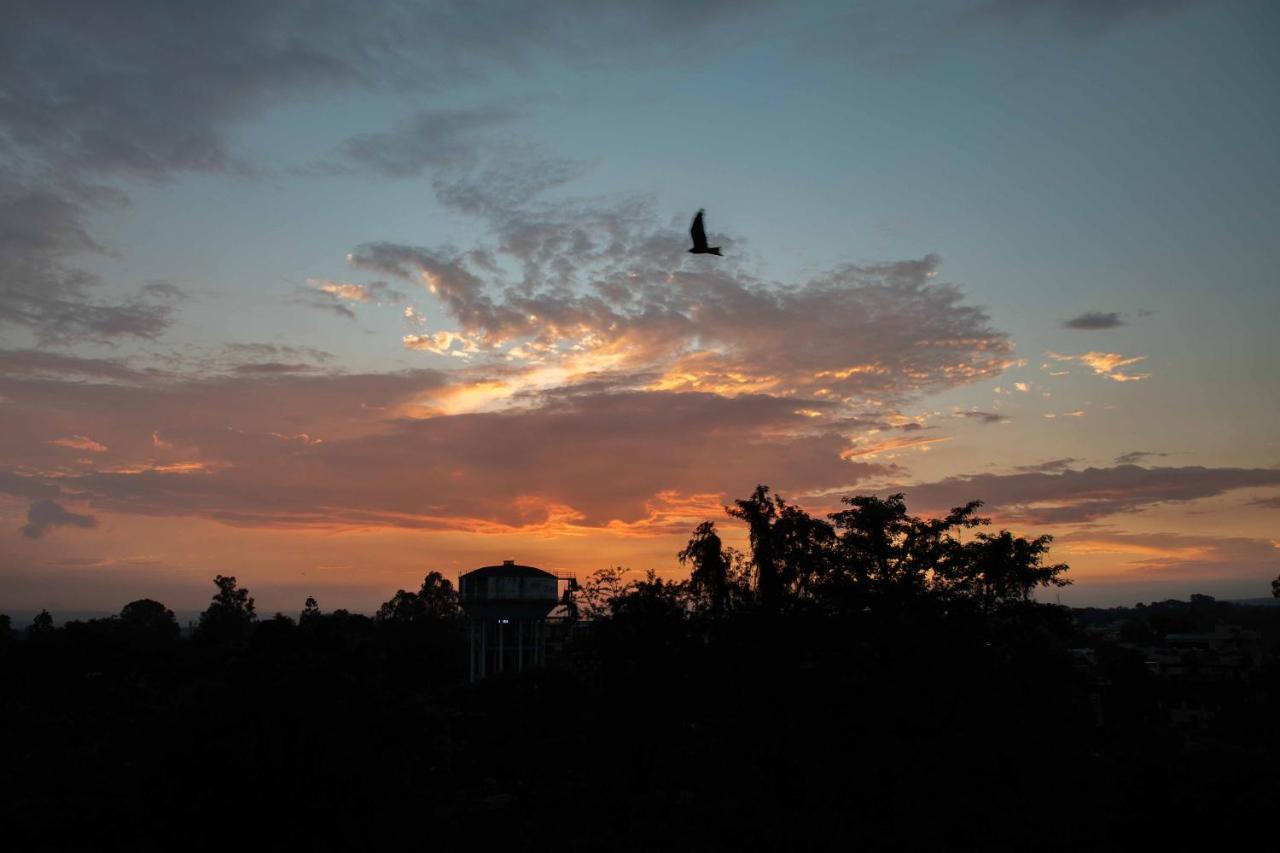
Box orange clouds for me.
[305,278,403,305]
[839,435,949,460]
[1046,351,1150,382]
[49,434,107,452]
[350,230,1015,408]
[0,363,897,535]
[1056,531,1280,588]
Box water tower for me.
[458,560,570,682]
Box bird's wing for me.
[690,209,708,250]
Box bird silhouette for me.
[688,209,722,256]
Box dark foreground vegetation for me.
[2,488,1277,851]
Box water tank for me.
[458,560,559,620]
[459,560,563,680]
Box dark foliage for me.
[194,574,256,644]
[26,608,54,639]
[375,570,461,624]
[0,490,1275,850]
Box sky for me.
[1,0,1278,615]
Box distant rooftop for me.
[461,560,555,579]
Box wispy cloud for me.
[1014,457,1077,473]
[231,363,322,376]
[956,410,1010,424]
[1115,450,1169,465]
[305,278,404,305]
[1062,310,1125,330]
[48,435,108,453]
[0,180,173,342]
[0,1,770,342]
[1047,351,1150,382]
[294,289,357,320]
[0,349,145,381]
[350,214,1014,406]
[840,434,949,460]
[335,108,516,178]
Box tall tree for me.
[27,609,54,639]
[679,521,733,616]
[728,485,782,610]
[376,589,422,623]
[829,494,986,599]
[300,596,321,624]
[772,500,837,598]
[376,572,460,623]
[417,571,461,620]
[196,575,256,642]
[954,531,1070,613]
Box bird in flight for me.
[688,209,722,256]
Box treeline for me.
[1,488,1276,851]
[7,569,464,643]
[571,487,1068,620]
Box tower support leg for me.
[469,620,476,683]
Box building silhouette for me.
[458,560,573,682]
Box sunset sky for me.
[2,0,1277,615]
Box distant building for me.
[1127,623,1264,735]
[458,560,573,682]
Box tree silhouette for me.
[828,494,980,602]
[376,571,460,623]
[605,569,690,661]
[301,596,322,624]
[1273,573,1279,599]
[119,598,180,643]
[772,499,838,599]
[954,530,1070,612]
[27,608,54,639]
[610,570,687,618]
[699,489,1072,616]
[195,575,256,643]
[577,566,629,619]
[679,520,733,616]
[376,589,419,623]
[417,571,460,620]
[728,485,782,610]
[7,482,1278,852]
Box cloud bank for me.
[21,499,98,539]
[899,464,1280,524]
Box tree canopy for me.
[119,598,180,640]
[656,487,1069,618]
[375,571,461,624]
[195,575,256,643]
